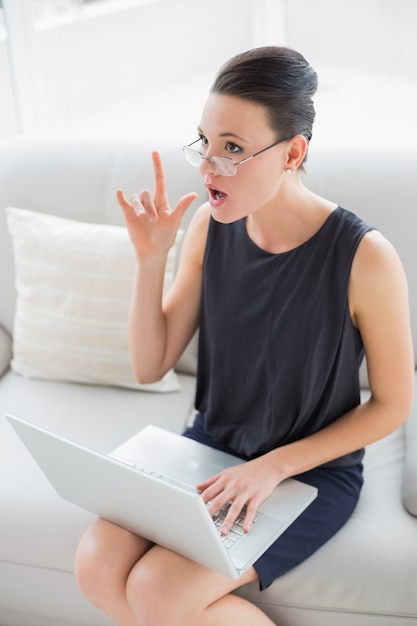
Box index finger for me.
[151,151,169,209]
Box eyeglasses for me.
[182,138,285,176]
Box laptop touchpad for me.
[179,457,224,484]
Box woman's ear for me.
[285,135,309,171]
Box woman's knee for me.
[74,520,111,603]
[125,547,224,626]
[126,562,173,626]
[74,518,151,606]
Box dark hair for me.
[211,46,318,165]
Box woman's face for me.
[197,93,289,223]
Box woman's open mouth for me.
[207,185,228,207]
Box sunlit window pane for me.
[31,0,154,27]
[32,0,103,20]
[32,0,75,21]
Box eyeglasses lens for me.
[183,145,236,176]
[211,157,236,176]
[183,146,201,168]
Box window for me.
[31,0,159,28]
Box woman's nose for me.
[199,155,217,176]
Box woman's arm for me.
[117,151,210,383]
[271,229,414,476]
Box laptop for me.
[6,412,317,579]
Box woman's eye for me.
[226,142,242,154]
[198,135,208,147]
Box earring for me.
[286,168,292,174]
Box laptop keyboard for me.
[117,456,263,549]
[212,502,263,548]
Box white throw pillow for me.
[6,207,182,392]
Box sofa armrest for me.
[403,379,417,516]
[0,324,12,378]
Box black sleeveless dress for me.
[183,206,373,588]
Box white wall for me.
[286,0,417,81]
[283,0,417,148]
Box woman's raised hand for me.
[117,151,198,258]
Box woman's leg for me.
[126,543,275,626]
[75,518,275,626]
[75,518,153,626]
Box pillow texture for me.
[7,207,182,392]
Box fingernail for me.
[133,205,145,217]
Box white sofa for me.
[0,134,416,626]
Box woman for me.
[75,47,414,626]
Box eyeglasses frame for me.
[182,137,287,176]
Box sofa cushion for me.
[234,425,417,624]
[6,207,182,392]
[403,395,417,516]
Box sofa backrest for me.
[305,144,417,368]
[1,136,416,370]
